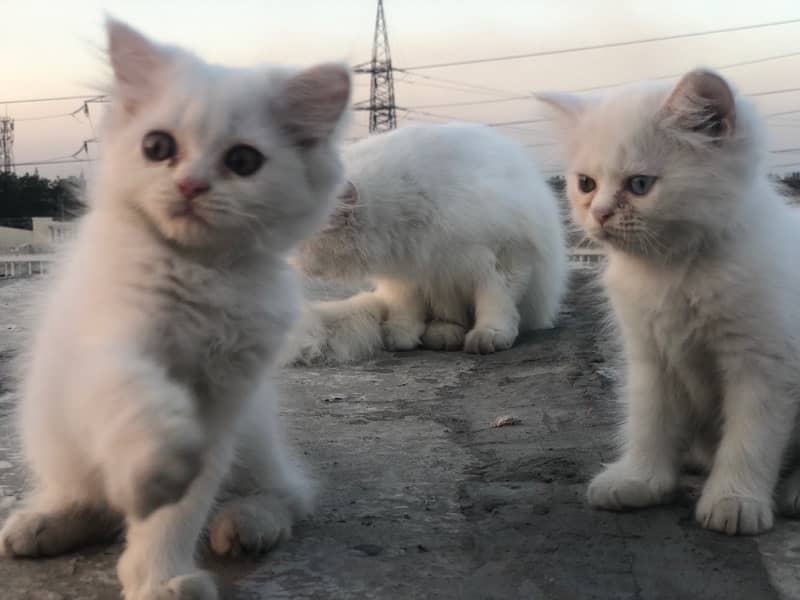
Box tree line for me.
[0,171,85,229]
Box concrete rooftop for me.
[1,269,799,599]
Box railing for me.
[0,250,606,281]
[568,249,605,265]
[0,254,54,279]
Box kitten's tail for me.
[278,292,387,366]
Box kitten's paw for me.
[0,510,63,557]
[421,321,466,351]
[682,439,715,475]
[0,506,116,557]
[381,320,421,351]
[110,419,205,519]
[208,495,292,558]
[135,438,204,519]
[464,326,516,354]
[778,469,800,516]
[587,463,675,510]
[695,493,773,535]
[124,571,218,600]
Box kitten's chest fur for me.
[139,255,287,402]
[606,255,730,401]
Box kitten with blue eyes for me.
[0,19,350,599]
[540,69,800,535]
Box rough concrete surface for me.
[1,270,799,599]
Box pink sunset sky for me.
[3,0,800,179]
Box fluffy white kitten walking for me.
[288,123,568,363]
[0,20,350,599]
[540,69,800,535]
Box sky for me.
[3,0,800,179]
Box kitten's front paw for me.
[696,491,773,535]
[587,462,675,510]
[463,327,516,354]
[123,571,218,600]
[0,509,76,557]
[110,420,205,519]
[381,320,421,351]
[421,321,466,351]
[208,495,292,558]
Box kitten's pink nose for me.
[177,178,210,201]
[591,206,614,226]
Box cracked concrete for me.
[1,270,799,599]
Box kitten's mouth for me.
[168,202,209,226]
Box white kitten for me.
[539,69,800,535]
[286,123,568,364]
[0,19,350,599]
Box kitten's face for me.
[540,70,758,259]
[291,180,369,279]
[103,20,350,253]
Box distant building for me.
[0,217,76,252]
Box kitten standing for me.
[287,123,568,364]
[0,20,350,599]
[540,69,800,535]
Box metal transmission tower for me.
[0,118,14,173]
[353,0,397,134]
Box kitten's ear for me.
[280,63,352,148]
[661,69,736,138]
[535,92,589,127]
[106,18,169,113]
[323,180,359,231]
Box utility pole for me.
[353,0,397,134]
[0,117,14,173]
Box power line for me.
[395,72,516,97]
[767,109,800,118]
[408,95,531,109]
[395,69,521,97]
[771,147,800,154]
[403,51,800,114]
[15,112,77,122]
[402,108,484,123]
[400,17,800,71]
[486,118,549,127]
[564,49,800,95]
[0,94,104,105]
[10,158,92,168]
[770,161,800,170]
[749,87,800,98]
[404,49,800,111]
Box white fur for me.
[286,123,568,364]
[540,69,800,535]
[0,19,350,599]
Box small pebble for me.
[352,543,383,556]
[491,415,521,428]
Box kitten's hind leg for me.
[422,321,466,350]
[208,388,312,559]
[375,279,426,351]
[280,291,386,366]
[778,468,800,516]
[464,257,521,354]
[0,494,121,557]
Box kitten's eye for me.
[142,131,177,162]
[627,175,658,196]
[224,145,265,177]
[577,174,596,194]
